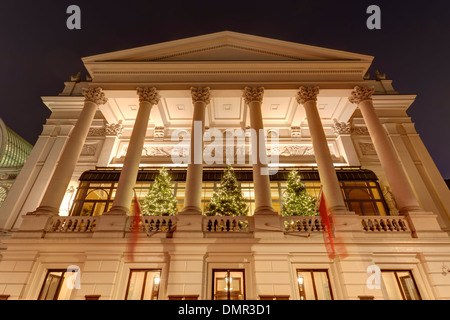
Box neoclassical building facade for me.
[0,31,449,300]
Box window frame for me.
[211,269,246,301]
[37,269,70,300]
[296,269,334,300]
[381,269,422,300]
[124,269,162,300]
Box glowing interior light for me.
[154,275,160,285]
[298,276,304,285]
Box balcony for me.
[13,211,425,240]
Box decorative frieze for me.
[352,126,369,135]
[190,87,211,104]
[88,127,106,137]
[81,144,98,156]
[243,87,264,104]
[333,119,352,135]
[296,87,319,105]
[359,142,377,155]
[105,121,123,136]
[82,87,108,105]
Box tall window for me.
[382,270,421,300]
[340,181,388,216]
[212,269,245,300]
[71,168,389,217]
[296,269,333,300]
[38,270,76,300]
[125,270,161,300]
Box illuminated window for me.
[296,269,333,300]
[71,168,389,217]
[125,270,161,300]
[38,270,76,300]
[212,269,245,300]
[340,181,388,216]
[382,270,421,300]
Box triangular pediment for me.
[82,31,373,63]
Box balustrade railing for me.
[46,216,97,233]
[282,216,323,232]
[360,217,408,232]
[128,216,177,233]
[204,216,253,232]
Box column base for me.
[328,205,350,216]
[253,206,278,215]
[179,206,203,215]
[29,206,59,216]
[107,206,130,215]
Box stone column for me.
[296,87,347,214]
[32,87,108,215]
[108,87,160,215]
[243,87,275,215]
[180,87,210,215]
[349,86,421,214]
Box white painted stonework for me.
[0,31,449,300]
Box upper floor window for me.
[125,269,161,300]
[38,269,76,300]
[296,269,333,300]
[382,270,421,300]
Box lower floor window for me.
[296,269,333,300]
[382,270,421,300]
[212,269,245,300]
[38,270,76,300]
[125,269,161,300]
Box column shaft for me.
[350,86,420,213]
[34,88,107,215]
[244,87,275,215]
[297,87,347,214]
[109,88,159,215]
[181,87,210,214]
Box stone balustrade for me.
[16,212,425,239]
[282,216,323,232]
[204,216,253,233]
[46,216,97,233]
[360,217,408,232]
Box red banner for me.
[126,191,142,262]
[318,190,336,261]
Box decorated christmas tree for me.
[141,167,178,216]
[281,170,317,216]
[205,165,249,216]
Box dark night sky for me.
[1,0,449,178]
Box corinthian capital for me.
[296,87,319,105]
[82,87,108,105]
[243,87,264,104]
[190,87,211,104]
[137,87,160,105]
[349,86,375,104]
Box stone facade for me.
[0,32,449,300]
